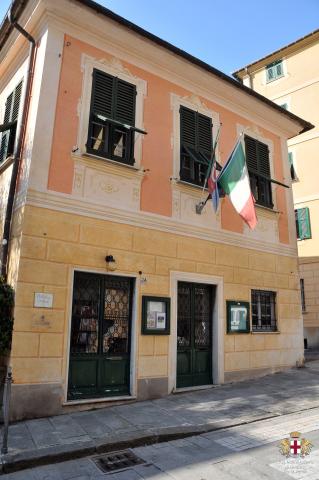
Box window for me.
[245,135,273,208]
[300,279,306,313]
[251,290,277,332]
[86,69,137,165]
[295,207,311,240]
[0,81,23,163]
[288,152,297,181]
[266,60,284,83]
[280,103,288,110]
[180,106,212,186]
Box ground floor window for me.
[251,290,277,332]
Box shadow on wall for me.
[299,256,319,350]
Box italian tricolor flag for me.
[218,140,257,229]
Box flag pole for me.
[196,123,222,215]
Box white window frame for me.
[265,59,287,84]
[77,54,147,168]
[170,93,220,185]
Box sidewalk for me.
[1,361,319,474]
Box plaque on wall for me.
[226,300,250,334]
[141,296,170,335]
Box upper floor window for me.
[251,290,277,332]
[180,106,212,187]
[266,60,284,83]
[0,81,23,164]
[86,69,136,165]
[295,207,311,240]
[280,103,288,110]
[244,135,273,209]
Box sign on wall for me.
[226,300,250,333]
[34,293,54,309]
[141,296,170,335]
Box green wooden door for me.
[176,282,214,388]
[68,272,133,400]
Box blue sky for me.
[0,0,318,74]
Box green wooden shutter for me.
[180,106,196,148]
[257,141,270,178]
[296,207,311,240]
[114,78,136,126]
[245,135,258,172]
[197,113,212,155]
[280,103,288,110]
[90,69,113,118]
[0,81,23,163]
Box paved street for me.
[1,361,319,474]
[2,406,319,479]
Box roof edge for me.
[233,28,319,79]
[0,0,314,135]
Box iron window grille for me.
[179,106,213,187]
[300,279,306,313]
[86,69,137,165]
[266,60,284,83]
[0,81,22,164]
[251,290,277,332]
[245,135,273,209]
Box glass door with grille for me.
[68,272,134,400]
[176,282,214,388]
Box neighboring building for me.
[0,0,312,420]
[234,29,319,349]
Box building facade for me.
[234,30,319,349]
[0,0,311,420]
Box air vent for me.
[93,449,146,474]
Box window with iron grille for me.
[244,135,273,208]
[251,290,277,332]
[0,81,23,163]
[180,106,212,187]
[266,60,284,83]
[295,207,311,240]
[86,69,136,165]
[300,279,306,313]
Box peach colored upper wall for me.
[48,35,289,241]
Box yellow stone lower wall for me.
[10,205,304,409]
[299,258,319,348]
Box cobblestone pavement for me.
[1,361,319,473]
[2,406,319,479]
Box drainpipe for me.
[1,8,36,280]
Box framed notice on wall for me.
[226,300,250,334]
[141,296,170,335]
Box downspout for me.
[245,67,253,89]
[1,8,36,280]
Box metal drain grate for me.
[93,449,146,473]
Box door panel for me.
[68,272,133,400]
[177,282,213,388]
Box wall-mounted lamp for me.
[138,270,147,285]
[105,255,117,271]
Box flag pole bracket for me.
[195,201,205,215]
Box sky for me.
[0,0,318,75]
